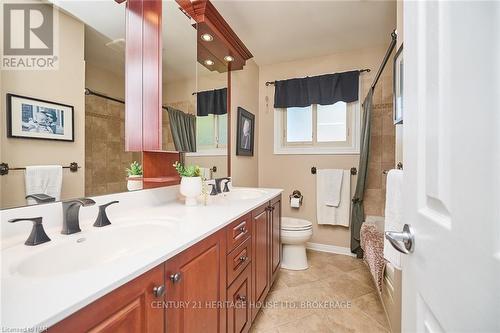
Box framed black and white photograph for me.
[236,107,255,156]
[393,44,404,124]
[6,93,74,142]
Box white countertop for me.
[0,187,282,331]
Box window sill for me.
[274,146,360,155]
[186,149,227,157]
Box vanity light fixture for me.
[204,59,214,66]
[201,33,213,42]
[224,55,234,62]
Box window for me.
[193,114,227,155]
[275,101,359,154]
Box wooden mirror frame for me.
[125,0,252,183]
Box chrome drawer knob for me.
[170,272,182,283]
[236,294,247,302]
[239,226,247,233]
[153,285,165,297]
[239,255,248,262]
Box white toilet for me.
[280,217,313,270]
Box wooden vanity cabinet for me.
[49,264,165,333]
[49,195,281,333]
[164,230,227,333]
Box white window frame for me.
[274,101,361,155]
[186,114,227,157]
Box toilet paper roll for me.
[290,197,301,208]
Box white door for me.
[401,1,500,332]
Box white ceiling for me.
[212,0,396,65]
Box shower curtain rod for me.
[370,30,398,90]
[84,88,170,111]
[265,68,371,86]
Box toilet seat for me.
[281,217,313,231]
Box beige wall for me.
[0,11,85,209]
[230,60,259,187]
[257,47,391,248]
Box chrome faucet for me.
[25,193,55,204]
[62,198,96,234]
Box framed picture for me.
[6,93,74,142]
[236,107,255,156]
[393,44,404,124]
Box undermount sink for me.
[11,222,176,278]
[226,188,267,200]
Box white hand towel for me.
[199,167,211,180]
[25,165,63,205]
[317,169,351,226]
[383,169,404,269]
[317,169,344,207]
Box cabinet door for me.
[227,264,252,333]
[251,203,270,320]
[50,265,165,333]
[165,230,227,333]
[270,196,282,283]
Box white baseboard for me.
[306,242,356,257]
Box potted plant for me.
[126,161,143,191]
[174,161,202,206]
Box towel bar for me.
[0,162,80,176]
[311,166,357,175]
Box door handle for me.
[385,224,415,254]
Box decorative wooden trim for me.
[176,0,253,72]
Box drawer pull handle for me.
[236,295,247,302]
[239,226,247,234]
[239,255,248,262]
[170,272,182,283]
[153,285,165,298]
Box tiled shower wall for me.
[85,95,142,196]
[363,75,396,217]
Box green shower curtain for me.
[167,107,197,152]
[350,88,374,257]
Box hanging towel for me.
[317,169,351,226]
[383,169,404,269]
[317,169,344,207]
[199,167,211,180]
[25,165,63,205]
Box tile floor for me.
[250,250,390,333]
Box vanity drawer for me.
[227,236,251,286]
[226,213,252,252]
[227,264,252,333]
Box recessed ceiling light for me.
[224,55,234,62]
[204,59,214,66]
[201,33,213,42]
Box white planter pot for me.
[180,176,202,206]
[127,175,143,191]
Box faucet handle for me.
[25,194,56,204]
[8,217,51,246]
[93,201,119,228]
[222,179,231,193]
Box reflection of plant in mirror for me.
[126,161,143,176]
[173,161,201,177]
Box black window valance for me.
[273,70,360,108]
[197,87,227,116]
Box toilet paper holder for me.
[289,190,303,206]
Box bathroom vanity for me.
[1,187,282,332]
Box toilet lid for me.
[281,217,312,231]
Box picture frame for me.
[236,107,255,156]
[6,93,74,142]
[393,44,404,124]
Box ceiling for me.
[212,0,396,65]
